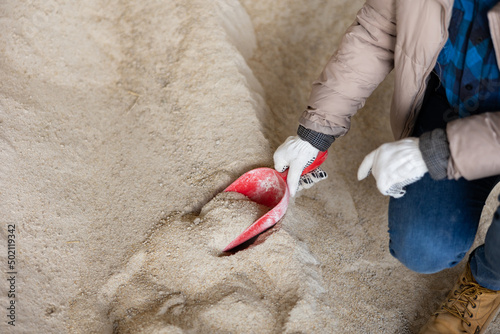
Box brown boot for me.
[419,263,500,334]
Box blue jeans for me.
[388,72,500,290]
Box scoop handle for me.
[280,150,328,181]
[301,150,328,176]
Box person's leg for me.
[388,173,499,274]
[470,197,500,290]
[418,198,500,334]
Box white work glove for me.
[297,167,328,192]
[274,136,328,197]
[357,138,428,198]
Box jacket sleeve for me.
[299,1,397,137]
[446,111,500,180]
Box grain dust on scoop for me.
[198,191,270,254]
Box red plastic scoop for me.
[222,150,328,252]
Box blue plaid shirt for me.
[434,0,500,117]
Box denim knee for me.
[389,227,470,274]
[387,172,495,274]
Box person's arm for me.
[447,112,500,179]
[420,112,500,180]
[275,1,398,196]
[299,1,397,140]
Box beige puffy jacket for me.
[299,0,500,180]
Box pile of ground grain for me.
[97,191,333,333]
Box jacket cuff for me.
[419,128,450,180]
[297,125,335,151]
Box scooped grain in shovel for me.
[199,191,270,252]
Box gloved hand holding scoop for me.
[274,136,329,197]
